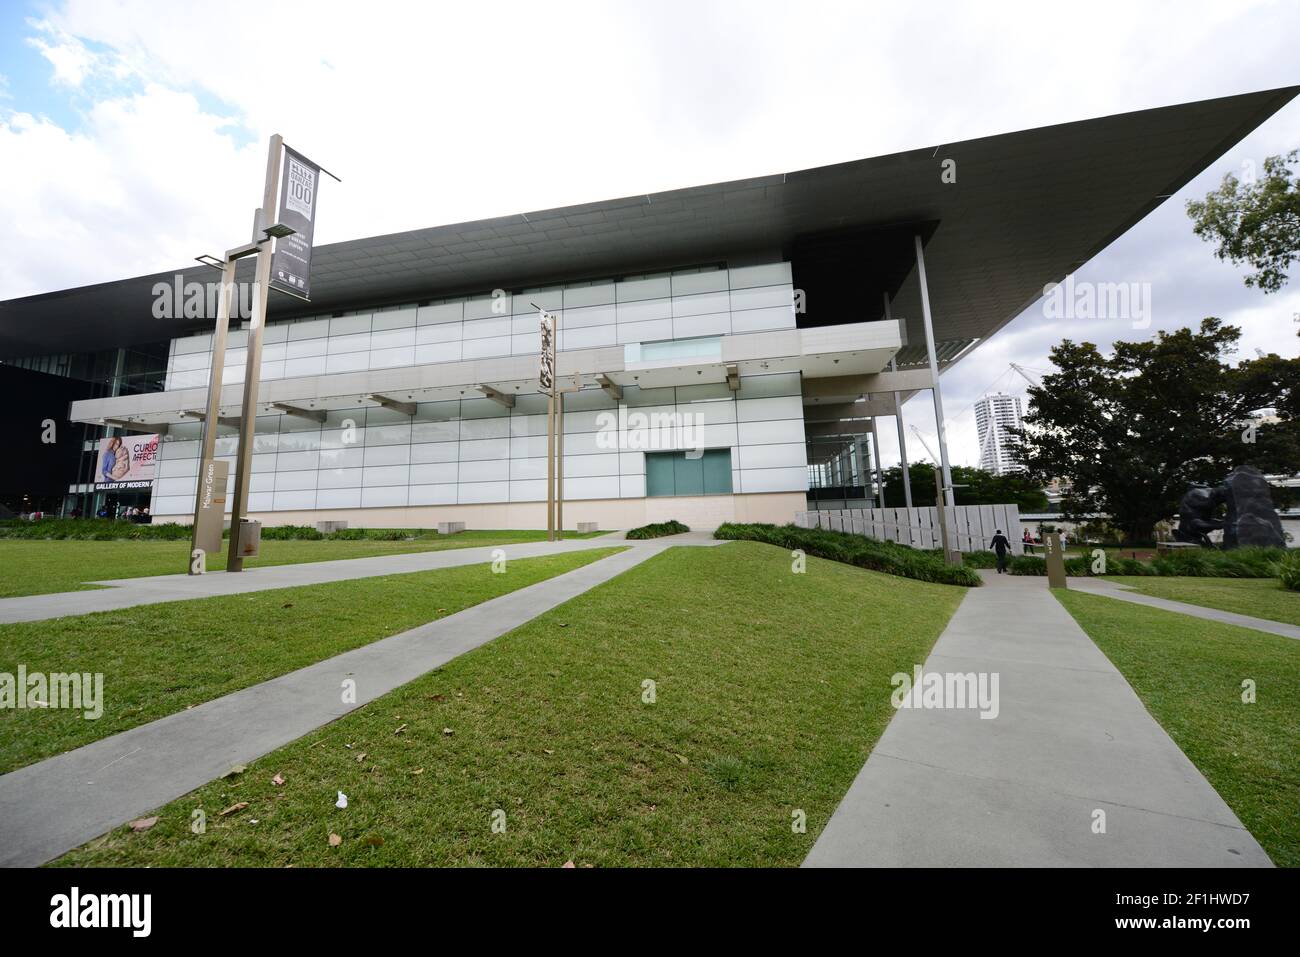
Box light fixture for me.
[262,222,296,239]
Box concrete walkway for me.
[1070,577,1300,640]
[0,532,680,625]
[0,541,700,867]
[804,570,1272,867]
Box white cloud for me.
[1,0,1297,465]
[24,19,103,88]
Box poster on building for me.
[94,433,161,489]
[270,146,323,300]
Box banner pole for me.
[227,133,282,573]
[187,257,236,573]
[555,308,564,541]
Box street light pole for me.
[187,257,235,573]
[227,133,284,573]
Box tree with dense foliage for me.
[1011,319,1300,544]
[879,463,1049,512]
[1187,151,1299,294]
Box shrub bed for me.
[1004,544,1285,579]
[1276,552,1300,592]
[714,523,981,587]
[625,520,690,540]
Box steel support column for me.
[914,234,955,508]
[883,293,912,509]
[869,418,885,508]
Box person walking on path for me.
[989,529,1012,573]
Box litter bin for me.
[237,519,262,558]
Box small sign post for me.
[1045,531,1068,589]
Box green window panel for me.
[701,448,732,493]
[646,449,732,497]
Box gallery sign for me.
[270,146,323,300]
[95,434,161,489]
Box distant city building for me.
[975,393,1024,476]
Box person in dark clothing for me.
[989,529,1012,573]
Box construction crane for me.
[1009,363,1041,388]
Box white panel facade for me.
[148,263,810,516]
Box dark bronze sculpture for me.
[1174,465,1284,548]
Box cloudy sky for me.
[0,0,1297,467]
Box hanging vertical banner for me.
[270,146,322,300]
[539,313,555,392]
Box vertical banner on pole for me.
[540,311,556,541]
[270,147,322,300]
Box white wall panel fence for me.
[795,504,1023,554]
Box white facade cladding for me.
[163,263,796,391]
[68,254,909,528]
[122,262,840,526]
[149,370,809,517]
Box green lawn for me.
[1103,575,1300,627]
[53,541,965,868]
[0,548,621,774]
[0,530,606,598]
[1056,589,1300,867]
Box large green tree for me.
[1187,151,1299,294]
[1012,319,1300,543]
[879,463,1049,512]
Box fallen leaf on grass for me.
[328,833,342,847]
[364,835,384,847]
[219,802,249,817]
[220,765,246,779]
[393,724,407,735]
[282,602,294,609]
[355,752,367,763]
[442,727,454,736]
[411,768,424,775]
[271,773,285,786]
[128,816,158,832]
[562,860,575,868]
[543,749,554,755]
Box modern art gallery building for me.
[0,87,1294,529]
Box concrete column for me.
[869,418,885,508]
[883,293,912,509]
[914,235,955,507]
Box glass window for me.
[624,336,722,365]
[645,449,732,497]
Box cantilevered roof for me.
[1,86,1295,361]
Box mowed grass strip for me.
[0,548,622,774]
[0,530,607,599]
[1055,590,1300,867]
[53,541,965,868]
[1102,575,1300,628]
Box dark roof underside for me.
[1,85,1295,361]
